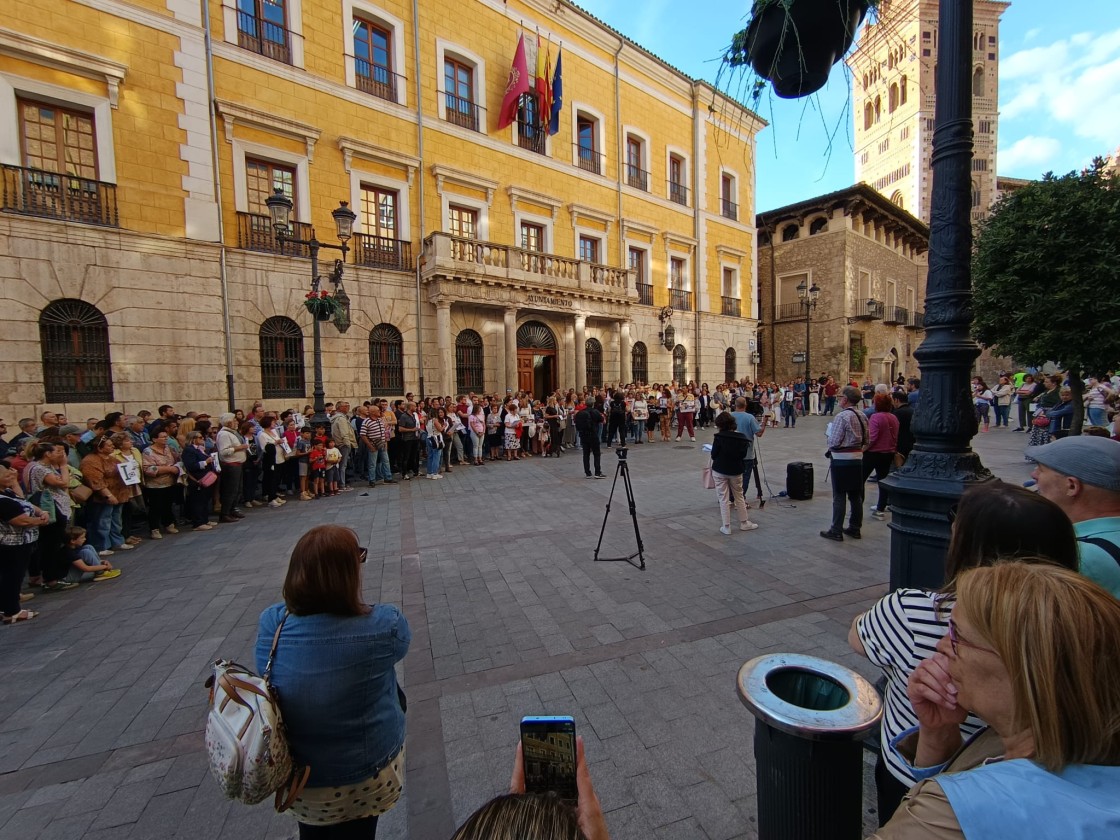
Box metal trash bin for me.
[737,653,882,840]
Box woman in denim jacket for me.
[256,525,410,839]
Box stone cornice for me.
[432,165,499,204]
[507,186,563,221]
[338,137,419,182]
[217,100,322,161]
[0,28,128,107]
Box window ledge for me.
[0,27,127,107]
[217,99,322,161]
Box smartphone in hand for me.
[520,715,577,803]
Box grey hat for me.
[1029,435,1120,492]
[59,424,83,436]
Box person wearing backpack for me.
[254,525,411,838]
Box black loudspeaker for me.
[787,462,814,500]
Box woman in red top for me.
[865,393,900,520]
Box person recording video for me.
[730,397,765,505]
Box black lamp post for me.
[265,187,357,432]
[658,306,676,350]
[797,279,820,407]
[881,0,994,590]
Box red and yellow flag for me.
[536,35,552,127]
[498,33,531,130]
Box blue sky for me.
[576,0,1120,212]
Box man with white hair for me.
[1030,435,1120,598]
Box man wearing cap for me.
[1030,435,1120,598]
[58,424,84,470]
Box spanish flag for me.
[536,35,552,128]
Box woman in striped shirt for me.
[849,483,1079,825]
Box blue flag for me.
[548,49,563,136]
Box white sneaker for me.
[428,474,439,480]
[113,543,135,551]
[720,524,731,535]
[166,524,179,534]
[150,530,163,540]
[872,509,886,520]
[740,522,759,531]
[269,499,283,508]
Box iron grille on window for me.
[724,348,736,383]
[455,329,484,392]
[672,345,687,384]
[354,59,402,103]
[443,92,481,132]
[369,323,404,395]
[236,7,292,64]
[669,288,692,312]
[259,316,305,399]
[585,338,603,388]
[39,299,113,401]
[636,282,653,306]
[626,163,649,191]
[721,198,738,220]
[3,166,118,227]
[631,342,648,385]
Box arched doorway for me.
[516,320,557,395]
[884,348,899,384]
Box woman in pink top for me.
[864,393,900,520]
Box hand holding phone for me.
[512,721,609,840]
[519,716,577,802]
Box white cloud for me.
[1000,28,1120,146]
[998,136,1063,173]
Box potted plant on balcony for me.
[727,0,873,99]
[304,290,343,322]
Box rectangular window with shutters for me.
[444,58,478,131]
[521,222,544,252]
[576,114,600,174]
[19,99,98,179]
[578,235,599,263]
[360,185,397,239]
[247,158,296,216]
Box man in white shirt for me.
[329,400,358,491]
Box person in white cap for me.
[1029,435,1120,598]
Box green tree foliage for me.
[972,158,1120,433]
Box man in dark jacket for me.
[574,400,606,478]
[892,391,914,461]
[605,390,627,447]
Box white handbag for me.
[204,613,309,811]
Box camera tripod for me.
[593,449,646,570]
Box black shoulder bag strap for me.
[1077,536,1120,569]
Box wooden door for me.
[518,352,534,392]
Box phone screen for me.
[520,715,577,802]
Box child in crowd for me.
[293,426,313,500]
[64,526,122,583]
[307,438,327,498]
[324,437,341,496]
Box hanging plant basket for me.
[304,293,343,322]
[731,0,871,99]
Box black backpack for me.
[574,408,593,433]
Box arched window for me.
[631,342,648,385]
[259,316,305,399]
[971,180,982,209]
[863,101,873,131]
[585,338,603,388]
[455,329,484,392]
[890,190,905,208]
[39,299,113,401]
[900,75,908,105]
[368,323,403,396]
[672,345,687,384]
[862,73,868,89]
[809,217,828,235]
[781,223,799,242]
[724,348,736,383]
[972,66,985,97]
[889,83,899,113]
[874,95,881,123]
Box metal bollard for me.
[737,653,882,840]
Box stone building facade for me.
[0,0,764,421]
[848,0,1010,224]
[756,185,929,385]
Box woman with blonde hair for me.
[875,563,1120,838]
[175,417,196,451]
[255,525,410,839]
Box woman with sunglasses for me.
[256,525,410,839]
[849,483,1079,825]
[873,563,1120,838]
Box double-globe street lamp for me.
[797,278,820,412]
[265,187,357,431]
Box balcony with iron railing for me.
[721,296,741,317]
[421,232,635,302]
[354,233,412,272]
[353,57,403,103]
[636,282,653,306]
[575,146,603,176]
[442,92,482,132]
[237,12,292,64]
[1,165,118,227]
[669,181,688,206]
[851,298,884,321]
[626,163,649,192]
[907,310,925,330]
[517,119,546,155]
[776,302,806,321]
[236,212,311,258]
[669,288,692,311]
[720,197,738,220]
[882,305,909,326]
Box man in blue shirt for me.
[731,397,765,505]
[906,377,920,408]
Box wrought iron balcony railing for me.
[882,305,909,326]
[1,165,118,227]
[669,288,692,311]
[354,233,412,272]
[237,12,292,64]
[636,282,653,306]
[354,58,403,103]
[442,91,482,132]
[776,302,805,320]
[721,296,741,317]
[517,119,546,155]
[575,146,602,175]
[625,163,649,192]
[669,181,688,206]
[851,298,884,321]
[721,197,738,220]
[236,212,311,258]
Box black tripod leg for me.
[620,463,645,569]
[593,460,622,560]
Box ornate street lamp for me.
[658,306,675,350]
[264,188,357,431]
[797,279,820,407]
[881,0,994,590]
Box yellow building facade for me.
[0,0,764,419]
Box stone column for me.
[620,320,632,384]
[611,321,622,388]
[574,313,587,390]
[436,300,452,395]
[504,307,518,390]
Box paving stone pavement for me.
[0,417,1036,839]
